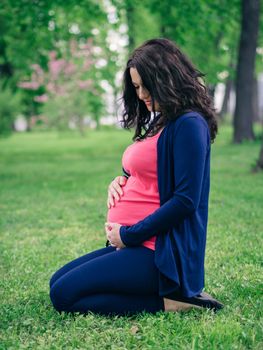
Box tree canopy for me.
[0,0,262,141]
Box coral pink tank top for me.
[107,129,163,250]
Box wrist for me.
[119,226,128,246]
[120,225,138,246]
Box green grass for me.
[0,126,262,350]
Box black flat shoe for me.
[165,291,224,312]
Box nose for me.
[138,86,150,100]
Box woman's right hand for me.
[107,176,127,208]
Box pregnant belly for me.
[107,200,158,250]
[107,200,159,226]
[107,179,160,250]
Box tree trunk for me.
[113,86,120,119]
[220,78,233,118]
[252,76,260,122]
[255,137,263,171]
[208,84,216,101]
[233,0,260,143]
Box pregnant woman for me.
[50,38,223,316]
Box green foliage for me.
[0,0,107,84]
[151,0,241,84]
[0,86,22,136]
[41,88,105,132]
[0,126,262,349]
[2,0,262,136]
[114,0,243,85]
[0,0,109,132]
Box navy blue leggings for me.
[49,246,164,316]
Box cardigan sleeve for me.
[119,116,210,246]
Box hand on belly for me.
[107,176,127,208]
[105,222,125,249]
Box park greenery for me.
[0,126,262,349]
[0,1,263,349]
[17,39,105,132]
[0,1,262,139]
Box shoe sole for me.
[163,298,202,312]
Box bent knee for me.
[49,273,57,289]
[50,283,71,313]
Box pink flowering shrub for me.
[18,38,104,132]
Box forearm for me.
[120,194,195,246]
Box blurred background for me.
[0,0,262,166]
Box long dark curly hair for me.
[120,38,218,142]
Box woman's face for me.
[130,67,161,112]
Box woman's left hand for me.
[105,222,126,249]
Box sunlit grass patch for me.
[0,127,262,349]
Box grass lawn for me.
[0,126,262,349]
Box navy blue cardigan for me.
[120,112,211,298]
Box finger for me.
[107,191,115,207]
[107,236,116,247]
[105,222,112,232]
[111,188,120,201]
[108,188,119,202]
[105,222,114,229]
[116,176,127,188]
[109,194,115,207]
[113,183,123,196]
[107,197,111,208]
[120,176,127,185]
[105,226,112,233]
